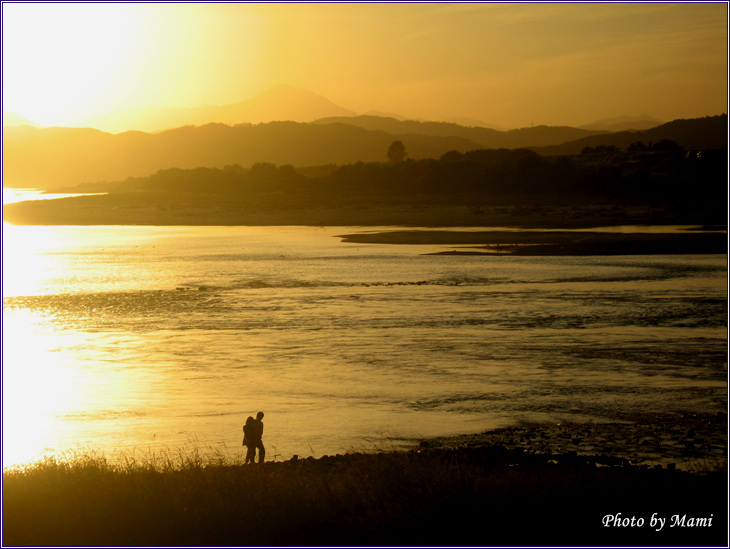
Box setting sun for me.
[2,3,726,129]
[2,3,151,126]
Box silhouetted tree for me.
[440,150,463,163]
[627,141,648,152]
[387,140,407,163]
[250,162,278,176]
[652,139,684,153]
[582,145,621,155]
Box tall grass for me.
[3,445,726,546]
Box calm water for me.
[2,222,727,468]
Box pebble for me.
[420,412,726,471]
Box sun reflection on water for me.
[3,222,71,467]
[2,222,64,298]
[2,308,87,468]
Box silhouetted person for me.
[252,411,265,464]
[242,416,256,465]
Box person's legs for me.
[256,441,265,464]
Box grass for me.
[3,445,727,547]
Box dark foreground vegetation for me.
[3,139,726,229]
[3,444,726,547]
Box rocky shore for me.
[417,412,727,472]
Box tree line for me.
[107,142,725,215]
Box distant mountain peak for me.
[240,84,357,121]
[83,85,357,133]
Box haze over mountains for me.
[2,85,725,192]
[3,85,726,231]
[3,85,664,134]
[578,114,665,132]
[3,110,725,191]
[83,85,358,133]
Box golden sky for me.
[2,2,727,129]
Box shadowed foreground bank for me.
[3,443,726,547]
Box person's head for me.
[256,411,264,420]
[246,416,254,425]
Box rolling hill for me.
[3,110,726,191]
[312,115,606,149]
[578,114,664,132]
[2,121,480,189]
[531,115,727,155]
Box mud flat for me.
[337,228,727,255]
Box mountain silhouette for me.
[532,115,727,155]
[2,121,479,189]
[312,115,606,148]
[83,85,357,133]
[3,114,725,191]
[443,117,507,131]
[3,110,41,128]
[579,114,664,132]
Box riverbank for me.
[4,414,726,547]
[4,196,726,257]
[3,193,726,231]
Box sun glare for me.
[2,3,150,127]
[2,223,61,298]
[2,308,85,469]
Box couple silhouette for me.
[242,411,265,464]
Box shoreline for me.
[5,412,725,474]
[337,227,727,255]
[4,414,726,546]
[4,199,726,256]
[3,196,727,231]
